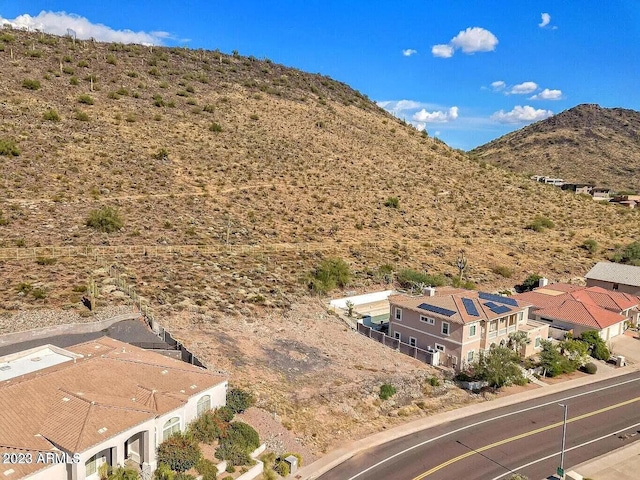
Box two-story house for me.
[388,288,548,369]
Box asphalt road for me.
[319,372,640,480]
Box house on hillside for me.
[592,187,612,200]
[515,284,639,340]
[610,195,640,208]
[561,183,594,195]
[388,287,548,370]
[0,337,227,480]
[585,262,640,296]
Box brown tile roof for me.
[0,337,226,477]
[389,289,528,325]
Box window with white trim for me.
[197,395,211,417]
[435,343,445,352]
[535,336,541,348]
[394,307,402,321]
[518,311,524,322]
[85,453,105,477]
[393,331,401,341]
[441,321,450,336]
[469,325,477,337]
[409,336,417,347]
[162,417,181,441]
[420,315,435,325]
[467,350,474,362]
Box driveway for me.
[609,331,640,365]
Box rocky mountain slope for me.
[470,104,640,192]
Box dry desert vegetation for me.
[0,29,639,457]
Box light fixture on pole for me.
[558,403,568,479]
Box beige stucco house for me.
[585,262,640,296]
[0,337,227,480]
[388,288,548,370]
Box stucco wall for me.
[585,279,640,296]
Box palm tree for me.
[108,466,139,480]
[508,331,530,355]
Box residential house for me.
[515,284,639,340]
[388,288,548,370]
[561,183,594,195]
[610,195,640,208]
[585,262,640,296]
[0,337,227,480]
[592,187,612,200]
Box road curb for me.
[296,364,639,480]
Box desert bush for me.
[379,383,396,400]
[106,55,117,65]
[209,122,223,132]
[203,104,215,113]
[492,265,514,278]
[224,422,260,452]
[86,206,123,233]
[582,362,598,374]
[214,442,252,467]
[62,66,74,74]
[526,215,555,232]
[428,377,440,387]
[216,405,236,422]
[384,196,400,208]
[0,138,20,156]
[582,239,598,254]
[157,432,201,472]
[77,60,89,67]
[154,148,169,161]
[309,257,351,294]
[249,114,259,120]
[396,269,446,288]
[196,458,218,480]
[74,110,89,121]
[227,388,255,414]
[70,76,79,85]
[43,109,60,122]
[519,274,542,292]
[35,257,56,266]
[78,94,94,105]
[22,79,41,90]
[274,460,290,477]
[580,330,610,360]
[189,411,222,444]
[174,474,196,480]
[32,288,47,300]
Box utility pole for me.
[558,403,568,479]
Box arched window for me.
[162,417,181,441]
[197,395,211,417]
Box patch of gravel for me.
[0,305,133,335]
[237,407,317,466]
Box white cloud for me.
[539,13,551,28]
[432,27,498,58]
[530,88,563,100]
[0,11,171,45]
[402,48,417,57]
[509,81,538,94]
[491,105,553,124]
[491,80,506,91]
[431,44,454,58]
[413,106,459,123]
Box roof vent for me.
[62,397,70,402]
[4,468,15,476]
[180,389,185,393]
[190,384,197,389]
[98,427,108,434]
[0,366,10,371]
[31,357,42,362]
[161,369,168,375]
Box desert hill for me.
[470,104,640,192]
[1,29,639,454]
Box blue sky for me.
[2,1,639,149]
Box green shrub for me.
[203,104,215,113]
[196,458,218,480]
[106,55,117,65]
[592,343,610,361]
[189,411,222,444]
[580,330,610,360]
[215,405,235,422]
[492,265,514,278]
[224,422,260,452]
[379,383,396,400]
[618,241,640,265]
[226,388,255,414]
[62,66,74,75]
[154,148,169,161]
[32,288,47,300]
[526,215,555,232]
[428,377,440,387]
[22,79,41,90]
[174,474,196,480]
[35,257,56,266]
[384,196,399,208]
[209,122,223,132]
[78,94,94,105]
[86,206,124,233]
[214,442,252,467]
[225,464,234,473]
[274,460,290,477]
[74,110,89,121]
[519,274,542,292]
[43,109,60,122]
[309,257,351,294]
[70,76,79,85]
[582,239,598,254]
[582,362,598,374]
[396,269,446,288]
[249,114,259,120]
[0,138,20,156]
[156,432,201,472]
[78,60,89,68]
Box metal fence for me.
[357,322,437,366]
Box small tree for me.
[309,257,351,294]
[580,330,610,360]
[582,239,598,254]
[108,467,140,480]
[157,432,201,472]
[226,388,255,414]
[560,338,589,367]
[345,300,355,317]
[473,347,526,388]
[519,274,542,292]
[538,340,575,377]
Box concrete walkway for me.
[567,438,640,480]
[295,363,640,480]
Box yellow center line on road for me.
[412,396,640,480]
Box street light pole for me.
[559,403,568,479]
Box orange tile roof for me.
[0,337,227,477]
[535,299,626,329]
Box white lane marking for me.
[489,421,640,480]
[346,376,640,480]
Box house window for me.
[394,307,402,321]
[162,417,181,441]
[508,317,516,326]
[613,283,619,291]
[197,395,211,417]
[467,350,474,362]
[518,311,524,322]
[469,325,477,337]
[489,321,497,332]
[420,315,435,325]
[409,336,417,347]
[85,454,105,477]
[441,322,450,336]
[535,336,541,348]
[435,343,445,352]
[393,331,401,341]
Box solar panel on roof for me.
[478,291,518,306]
[483,302,511,314]
[461,298,480,316]
[417,303,456,317]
